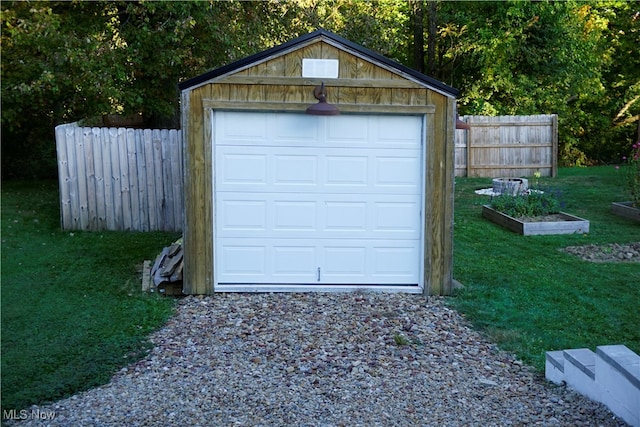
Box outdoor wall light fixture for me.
[456,112,470,130]
[305,82,340,116]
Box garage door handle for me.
[317,267,321,282]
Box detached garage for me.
[179,29,459,296]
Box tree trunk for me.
[426,1,437,77]
[411,0,425,73]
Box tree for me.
[1,2,121,178]
[410,0,425,73]
[440,1,630,164]
[587,1,640,162]
[1,1,290,178]
[2,0,637,179]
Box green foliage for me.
[1,2,120,178]
[622,141,640,207]
[1,0,638,178]
[0,1,289,178]
[489,188,562,218]
[453,167,640,371]
[393,333,410,346]
[1,180,178,411]
[434,1,639,165]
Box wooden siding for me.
[423,92,455,296]
[182,86,213,295]
[55,123,183,231]
[455,115,558,178]
[181,37,456,296]
[201,41,431,109]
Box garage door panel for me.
[323,242,420,284]
[218,200,267,231]
[325,115,370,144]
[375,156,421,188]
[219,245,266,276]
[216,146,420,194]
[272,113,320,143]
[217,112,269,143]
[375,115,423,147]
[374,201,420,232]
[325,201,367,231]
[214,112,423,287]
[323,247,367,278]
[216,193,418,239]
[274,155,318,185]
[274,201,318,231]
[216,112,421,150]
[216,238,420,284]
[272,246,317,278]
[325,155,368,186]
[372,246,418,277]
[217,241,318,283]
[218,153,268,185]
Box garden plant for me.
[489,187,563,219]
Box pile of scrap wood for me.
[142,239,184,295]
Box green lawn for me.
[451,166,640,371]
[1,180,178,412]
[1,167,639,412]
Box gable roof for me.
[178,28,459,98]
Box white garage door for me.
[213,111,424,290]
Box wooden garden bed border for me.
[482,205,590,236]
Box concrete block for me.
[596,345,640,427]
[545,350,565,385]
[563,348,599,401]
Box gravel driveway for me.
[10,293,627,426]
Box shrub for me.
[623,141,640,208]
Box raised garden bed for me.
[611,202,640,223]
[482,205,590,236]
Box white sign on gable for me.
[302,59,339,79]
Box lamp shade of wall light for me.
[306,82,340,116]
[456,113,470,130]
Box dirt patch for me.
[519,213,572,223]
[563,242,640,263]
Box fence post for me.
[552,114,558,178]
[466,116,473,177]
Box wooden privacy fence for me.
[55,114,556,231]
[454,114,558,178]
[55,122,183,231]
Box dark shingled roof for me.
[178,28,459,98]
